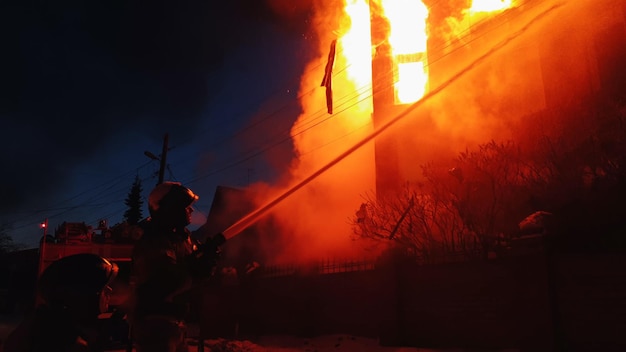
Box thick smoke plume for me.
[231,0,625,265]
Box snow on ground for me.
[108,335,465,352]
[193,335,441,352]
[105,335,432,352]
[2,316,519,352]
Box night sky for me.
[0,0,316,247]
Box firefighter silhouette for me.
[4,253,119,352]
[130,181,225,352]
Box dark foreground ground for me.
[1,313,522,352]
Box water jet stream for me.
[222,2,562,241]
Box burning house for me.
[233,0,626,264]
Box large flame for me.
[339,0,514,107]
[381,0,429,104]
[341,0,429,105]
[255,0,522,264]
[341,0,373,90]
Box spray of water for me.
[222,2,563,241]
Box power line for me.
[179,1,539,186]
[7,0,542,243]
[7,162,155,234]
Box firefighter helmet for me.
[148,181,199,217]
[38,253,118,309]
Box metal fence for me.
[256,257,377,278]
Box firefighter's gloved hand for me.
[201,232,226,256]
[210,232,226,246]
[188,233,226,279]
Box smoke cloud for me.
[236,0,625,264]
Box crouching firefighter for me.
[4,253,119,352]
[129,181,226,352]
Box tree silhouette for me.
[123,175,144,225]
[0,223,22,254]
[352,140,532,261]
[353,98,626,256]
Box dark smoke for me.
[0,0,313,215]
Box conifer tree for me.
[124,175,144,225]
[0,223,21,254]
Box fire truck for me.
[38,221,138,275]
[37,220,142,322]
[36,220,139,348]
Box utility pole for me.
[145,133,169,186]
[158,133,169,185]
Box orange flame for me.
[380,0,429,104]
[256,0,523,264]
[341,0,373,90]
[339,0,516,107]
[340,0,429,105]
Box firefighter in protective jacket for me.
[130,181,224,352]
[4,253,119,352]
